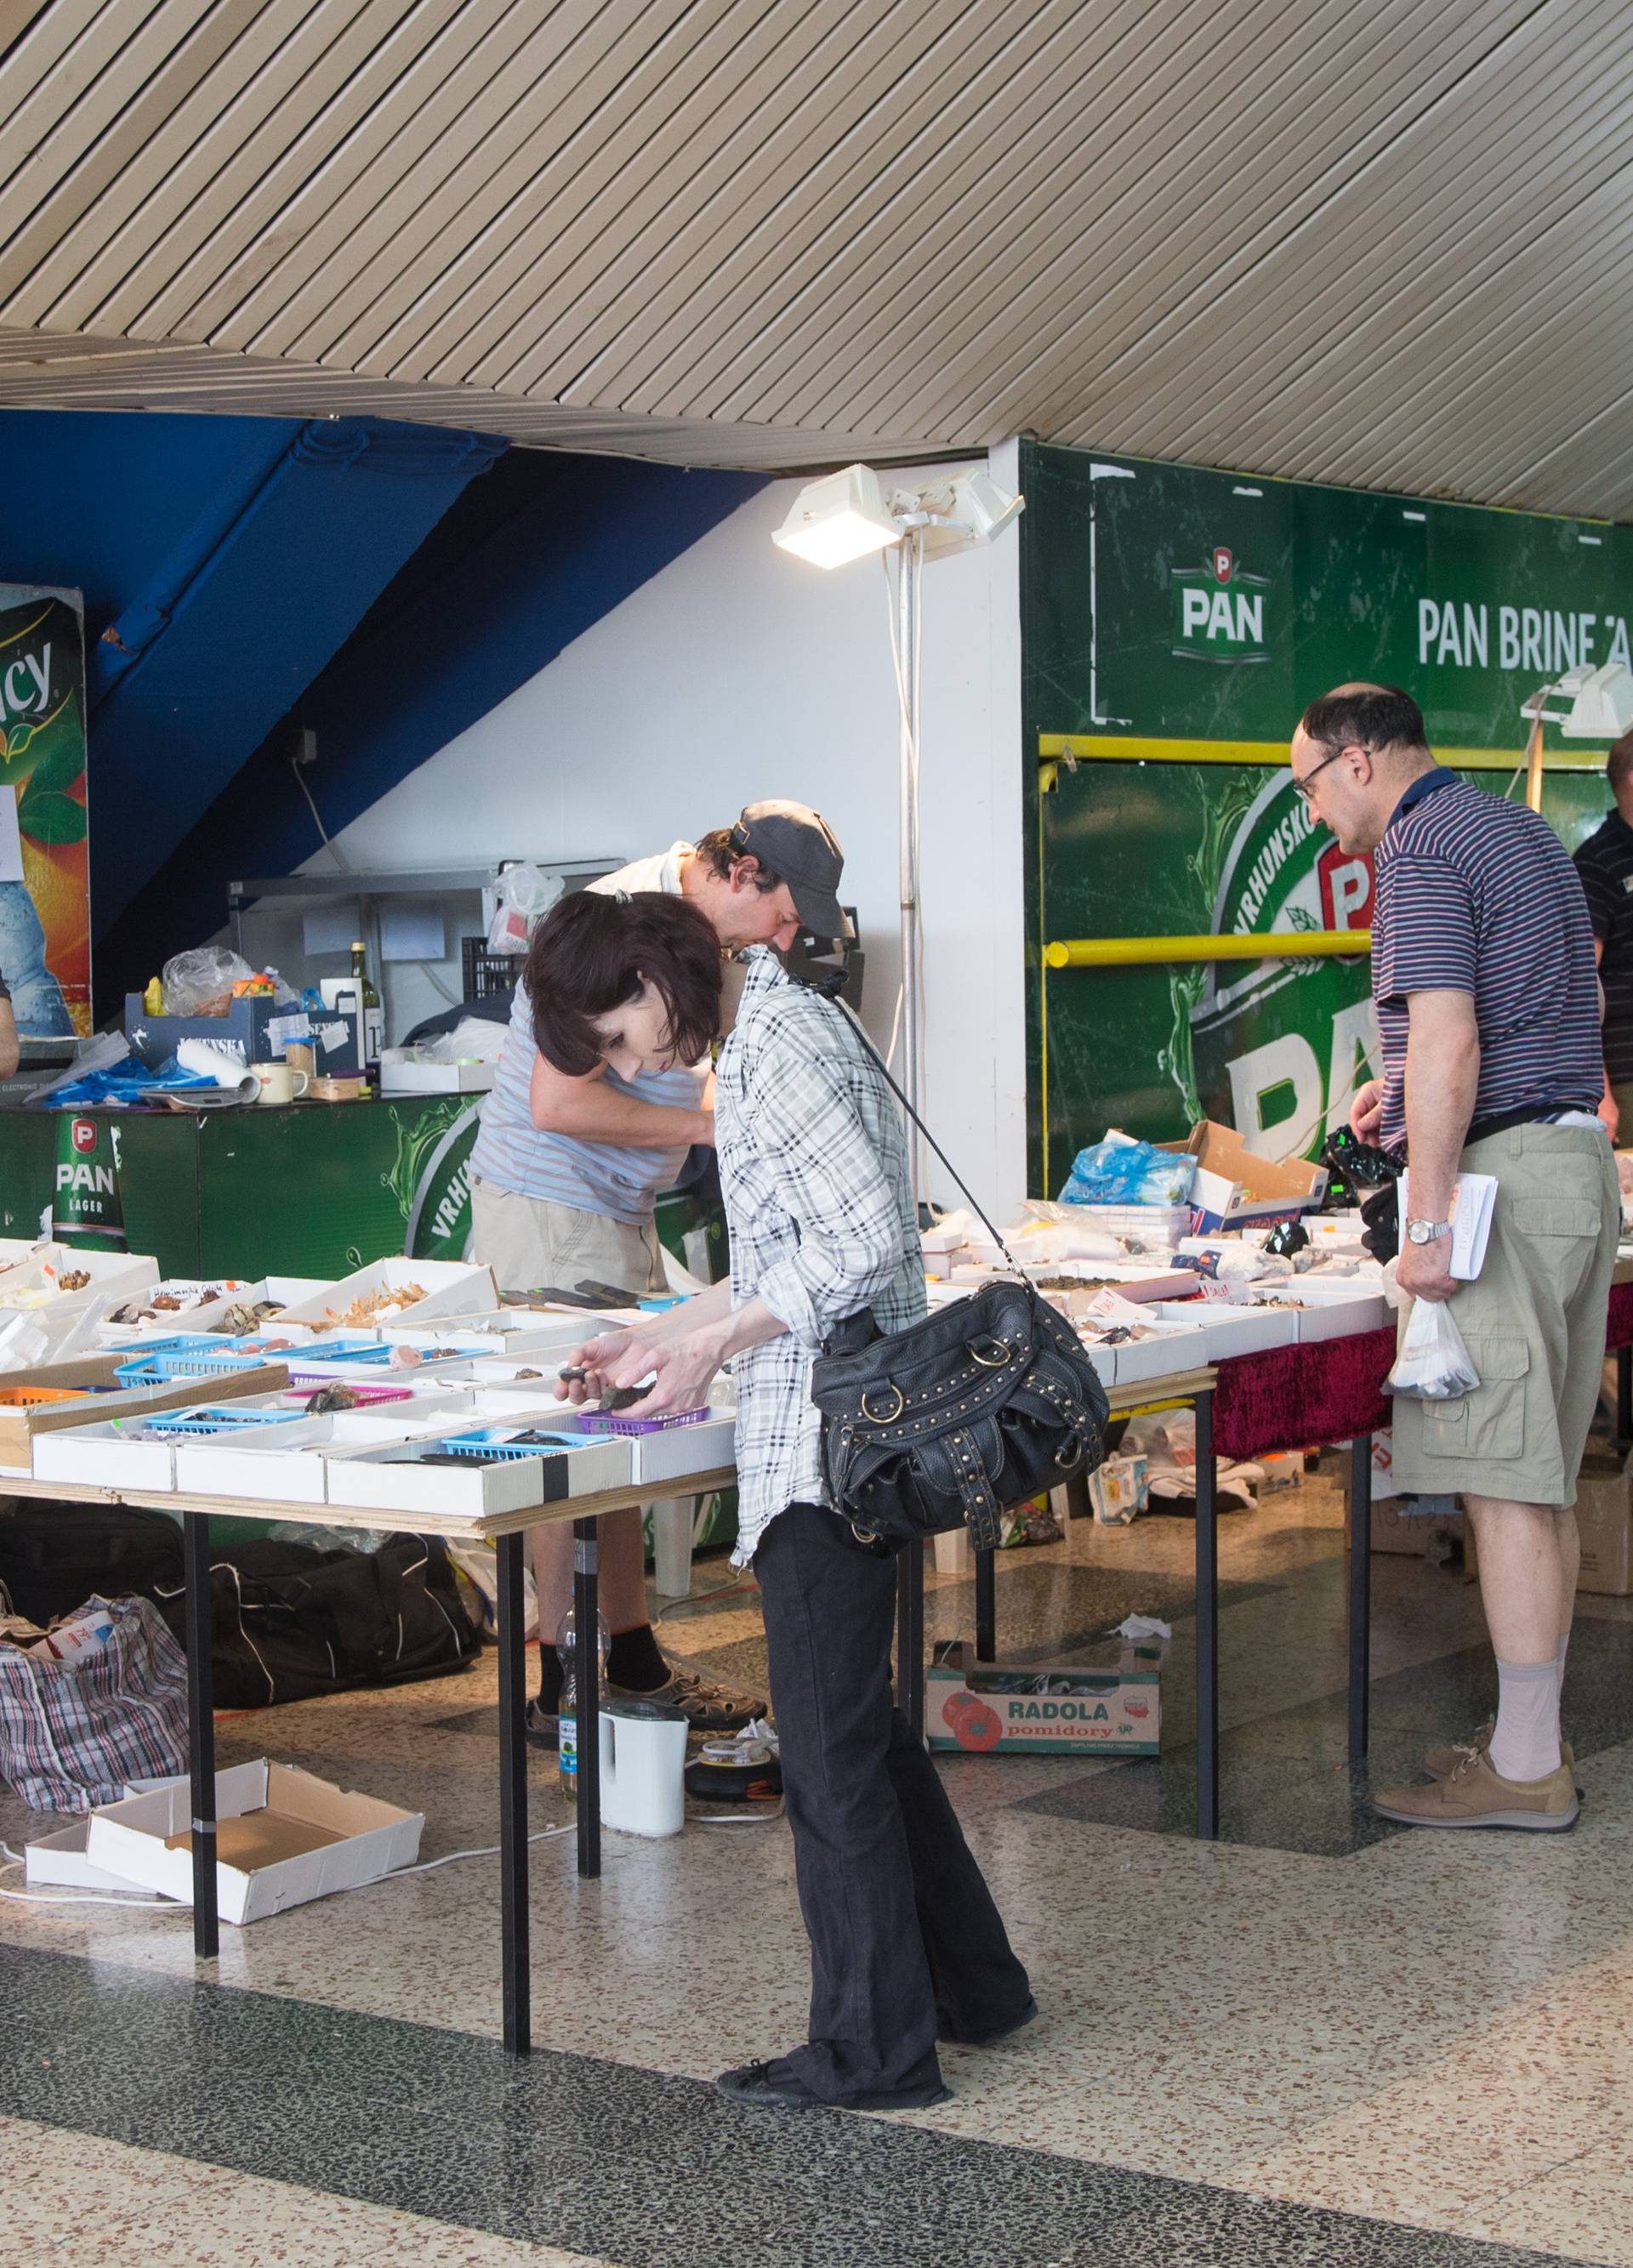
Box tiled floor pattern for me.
[3,1466,1630,2265]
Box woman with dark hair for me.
[547,890,1033,2114]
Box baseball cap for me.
[731,799,848,939]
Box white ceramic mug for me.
[249,1060,310,1107]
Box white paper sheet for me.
[301,905,359,956]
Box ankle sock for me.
[1488,1657,1563,1782]
[606,1623,669,1693]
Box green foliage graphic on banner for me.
[1021,442,1633,1194]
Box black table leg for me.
[495,1531,530,2057]
[182,1510,218,1959]
[895,1539,925,1738]
[974,1544,997,1662]
[1194,1390,1219,1842]
[1619,1344,1631,1449]
[573,1515,600,1881]
[1347,1432,1373,1761]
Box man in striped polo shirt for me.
[1572,727,1633,1139]
[1290,685,1618,1832]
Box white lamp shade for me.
[772,465,902,569]
[917,471,1026,560]
[1560,662,1633,740]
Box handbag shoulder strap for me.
[825,988,1021,1270]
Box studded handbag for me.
[809,1006,1109,1550]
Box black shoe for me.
[716,2059,952,2112]
[939,1996,1038,2048]
[524,1698,559,1753]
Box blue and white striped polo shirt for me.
[1372,770,1602,1153]
[467,844,708,1226]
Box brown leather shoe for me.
[1374,1745,1579,1832]
[1424,1722,1574,1780]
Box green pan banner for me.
[1021,441,1633,1193]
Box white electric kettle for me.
[599,1697,688,1838]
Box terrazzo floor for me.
[3,1464,1631,2267]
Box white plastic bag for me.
[1386,1299,1480,1400]
[486,861,563,954]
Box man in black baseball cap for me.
[729,799,851,941]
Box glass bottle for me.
[555,1604,610,1805]
[349,939,383,1071]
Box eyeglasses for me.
[1291,742,1366,804]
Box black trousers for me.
[753,1503,1032,2103]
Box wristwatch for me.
[1405,1218,1452,1246]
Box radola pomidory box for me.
[928,1640,1161,1757]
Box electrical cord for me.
[291,758,350,873]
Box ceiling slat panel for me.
[0,0,1627,520]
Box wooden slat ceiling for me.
[1,0,1630,509]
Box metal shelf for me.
[227,861,617,909]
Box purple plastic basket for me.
[577,1406,713,1436]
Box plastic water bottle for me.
[556,1605,610,1805]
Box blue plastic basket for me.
[115,1346,270,1384]
[423,1427,580,1463]
[145,1406,305,1437]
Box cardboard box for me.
[125,995,361,1076]
[1161,1121,1328,1232]
[322,1424,632,1520]
[4,1357,289,1473]
[1105,1326,1211,1384]
[85,1759,424,1923]
[1466,1456,1633,1596]
[927,1640,1161,1755]
[1366,1493,1464,1555]
[277,1258,499,1331]
[173,1408,471,1503]
[1147,1302,1298,1361]
[1250,1287,1388,1342]
[378,1050,496,1095]
[0,1246,157,1317]
[24,1818,156,1894]
[544,1404,738,1486]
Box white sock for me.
[1488,1658,1563,1782]
[1555,1631,1570,1750]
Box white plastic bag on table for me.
[161,946,253,1015]
[486,861,563,954]
[1386,1299,1480,1400]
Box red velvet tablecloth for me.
[1209,1281,1633,1462]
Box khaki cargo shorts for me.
[469,1178,665,1299]
[1390,1121,1619,1507]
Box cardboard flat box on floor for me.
[927,1640,1161,1756]
[1363,1494,1465,1555]
[24,1818,156,1894]
[85,1759,424,1923]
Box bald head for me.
[1289,682,1435,856]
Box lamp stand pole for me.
[896,527,925,1207]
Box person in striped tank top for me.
[1290,685,1617,1834]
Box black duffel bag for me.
[153,1533,481,1708]
[811,1000,1109,1549]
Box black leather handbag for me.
[810,1008,1110,1550]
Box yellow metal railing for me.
[1044,930,1371,969]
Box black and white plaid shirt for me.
[714,949,925,1563]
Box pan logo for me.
[1171,548,1272,663]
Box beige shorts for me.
[1390,1122,1619,1507]
[469,1178,665,1301]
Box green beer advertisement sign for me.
[1021,441,1633,1193]
[51,1115,126,1249]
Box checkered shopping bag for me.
[0,1592,188,1811]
